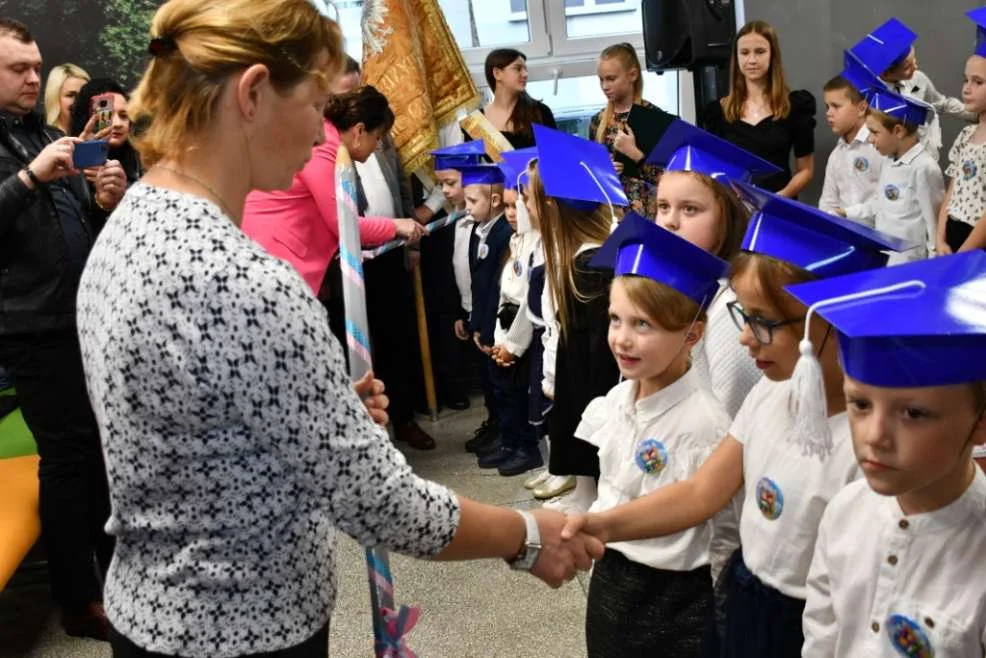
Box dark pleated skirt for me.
[586,549,713,658]
[721,550,806,658]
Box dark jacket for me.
[468,215,512,347]
[0,112,94,335]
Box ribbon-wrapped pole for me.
[335,145,419,657]
[362,210,467,260]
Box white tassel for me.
[578,161,619,231]
[515,193,532,234]
[788,280,927,461]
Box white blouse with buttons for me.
[577,369,732,571]
[731,377,861,600]
[494,231,541,358]
[803,469,986,657]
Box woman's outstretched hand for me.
[354,370,389,426]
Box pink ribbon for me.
[374,605,421,658]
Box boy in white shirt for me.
[794,252,986,658]
[838,58,944,263]
[818,75,884,223]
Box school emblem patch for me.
[512,259,523,276]
[755,477,784,520]
[886,614,933,658]
[634,438,668,475]
[963,159,978,180]
[853,156,870,172]
[884,184,901,201]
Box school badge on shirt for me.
[512,259,523,276]
[886,614,934,658]
[478,243,490,260]
[884,184,901,201]
[963,160,978,180]
[755,477,783,520]
[853,156,870,172]
[634,438,668,475]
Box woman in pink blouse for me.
[242,86,423,293]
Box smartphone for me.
[72,140,109,169]
[90,93,115,134]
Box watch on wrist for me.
[21,167,41,187]
[506,510,542,572]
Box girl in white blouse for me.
[563,185,912,658]
[579,214,732,657]
[793,252,986,658]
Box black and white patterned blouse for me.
[77,183,460,658]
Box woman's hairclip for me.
[148,36,178,58]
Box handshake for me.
[522,508,609,589]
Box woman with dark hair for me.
[241,85,423,294]
[479,48,557,149]
[702,21,816,198]
[69,78,143,233]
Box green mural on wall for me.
[0,0,165,89]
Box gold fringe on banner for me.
[361,0,482,177]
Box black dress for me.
[702,90,816,193]
[548,249,620,478]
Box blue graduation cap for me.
[498,147,538,190]
[850,18,917,76]
[841,50,889,98]
[733,180,916,279]
[532,124,629,211]
[644,119,781,183]
[967,7,986,58]
[432,140,488,171]
[589,212,729,309]
[786,251,986,387]
[456,164,505,186]
[865,85,932,126]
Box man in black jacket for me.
[0,18,125,641]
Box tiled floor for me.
[0,401,588,658]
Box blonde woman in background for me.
[43,62,88,134]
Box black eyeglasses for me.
[726,301,803,346]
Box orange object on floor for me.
[0,455,40,590]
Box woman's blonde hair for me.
[44,63,89,131]
[594,43,644,144]
[658,171,751,261]
[129,0,343,168]
[528,160,613,333]
[615,276,706,332]
[722,21,791,123]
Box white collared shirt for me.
[354,154,397,218]
[803,469,986,658]
[495,231,540,357]
[579,370,732,571]
[818,125,886,225]
[452,214,476,314]
[731,377,861,600]
[845,142,944,263]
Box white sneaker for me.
[523,469,552,490]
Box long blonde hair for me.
[721,21,791,123]
[594,42,644,144]
[44,63,89,131]
[129,0,342,168]
[528,161,613,333]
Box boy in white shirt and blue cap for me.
[793,252,986,658]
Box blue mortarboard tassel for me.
[532,124,628,215]
[589,213,729,309]
[864,86,932,126]
[786,251,986,389]
[968,7,986,58]
[850,18,917,76]
[645,119,781,183]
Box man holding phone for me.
[0,17,125,641]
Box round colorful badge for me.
[853,156,870,172]
[512,259,523,276]
[886,614,934,658]
[884,184,901,201]
[963,159,978,181]
[634,438,668,475]
[755,477,784,520]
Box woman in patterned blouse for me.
[74,2,602,657]
[590,43,676,217]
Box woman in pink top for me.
[242,86,423,293]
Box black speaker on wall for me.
[642,0,737,72]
